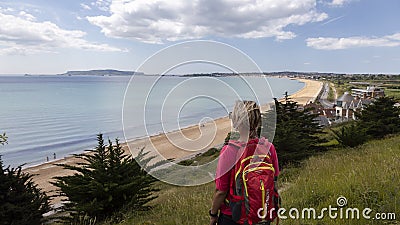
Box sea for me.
[0,75,304,168]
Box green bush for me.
[52,134,160,223]
[331,123,367,148]
[0,135,50,225]
[356,96,400,138]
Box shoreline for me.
[25,78,323,205]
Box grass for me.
[105,182,215,225]
[102,148,222,225]
[327,82,336,102]
[103,135,400,225]
[177,147,219,166]
[385,88,400,100]
[280,135,400,225]
[332,78,400,101]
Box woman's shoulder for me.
[225,139,244,148]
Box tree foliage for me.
[0,134,50,225]
[261,96,324,165]
[52,134,160,223]
[0,132,7,145]
[331,123,368,148]
[355,96,400,138]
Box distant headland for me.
[58,69,144,76]
[19,70,399,78]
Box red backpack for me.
[226,138,280,225]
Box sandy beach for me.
[285,78,323,105]
[25,78,323,205]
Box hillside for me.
[105,135,399,225]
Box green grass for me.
[332,78,400,101]
[105,182,215,225]
[385,89,400,100]
[177,148,219,166]
[327,82,335,102]
[280,135,400,225]
[105,135,400,225]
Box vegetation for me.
[52,134,160,223]
[327,82,336,102]
[355,96,400,138]
[0,133,50,225]
[106,135,400,225]
[330,122,367,148]
[0,132,7,145]
[262,96,324,166]
[224,131,240,143]
[329,75,400,100]
[280,135,400,225]
[103,90,400,225]
[106,182,215,225]
[385,88,400,100]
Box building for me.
[304,101,335,126]
[351,86,385,99]
[335,92,373,121]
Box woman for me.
[209,100,280,225]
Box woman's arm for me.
[210,189,227,225]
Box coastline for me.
[25,78,323,205]
[283,78,323,105]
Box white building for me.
[335,92,373,121]
[351,86,385,99]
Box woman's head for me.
[231,100,261,138]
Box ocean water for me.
[0,75,304,168]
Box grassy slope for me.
[280,135,400,225]
[108,182,214,225]
[111,135,400,225]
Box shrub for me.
[356,96,400,138]
[331,123,367,148]
[0,134,50,225]
[52,134,160,223]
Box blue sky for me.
[0,0,399,74]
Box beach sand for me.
[25,78,323,205]
[286,78,323,105]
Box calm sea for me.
[0,75,304,168]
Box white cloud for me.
[0,11,125,55]
[18,11,35,21]
[80,3,92,10]
[91,0,111,12]
[328,0,353,7]
[87,0,328,44]
[306,33,400,50]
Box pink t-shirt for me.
[215,138,280,215]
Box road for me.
[319,82,335,108]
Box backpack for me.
[226,138,280,225]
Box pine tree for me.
[0,133,50,225]
[355,96,400,138]
[261,96,323,165]
[52,134,160,223]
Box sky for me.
[0,0,399,75]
